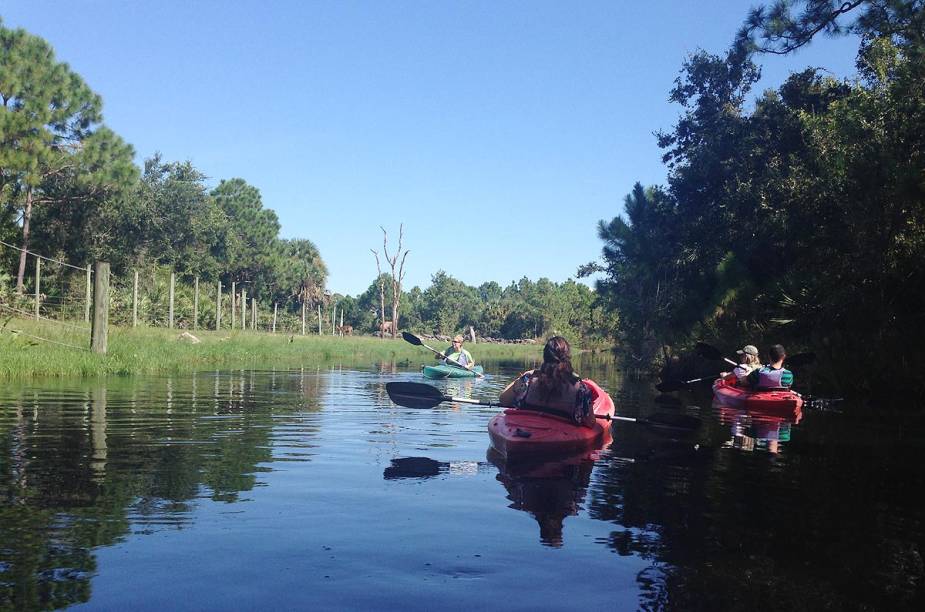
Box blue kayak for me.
[422,364,484,379]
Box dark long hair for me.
[535,336,578,398]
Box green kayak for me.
[422,364,484,379]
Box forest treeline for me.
[339,271,616,341]
[585,1,925,396]
[0,17,612,343]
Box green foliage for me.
[0,20,138,291]
[337,270,611,344]
[594,5,925,398]
[735,0,924,56]
[211,178,281,291]
[421,271,481,334]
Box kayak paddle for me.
[385,382,701,432]
[695,342,815,368]
[657,350,817,393]
[401,331,484,377]
[695,342,738,367]
[655,376,717,393]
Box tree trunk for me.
[378,280,386,338]
[391,298,399,339]
[15,188,34,294]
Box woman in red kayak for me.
[499,336,596,427]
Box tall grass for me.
[0,318,542,379]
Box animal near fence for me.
[1,242,348,354]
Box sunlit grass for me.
[0,318,542,379]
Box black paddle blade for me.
[656,380,686,393]
[401,331,423,346]
[787,352,816,367]
[385,381,447,409]
[384,457,444,479]
[695,342,724,361]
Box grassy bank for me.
[0,318,542,379]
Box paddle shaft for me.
[385,382,702,432]
[443,395,652,424]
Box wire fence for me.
[1,242,347,349]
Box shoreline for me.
[0,318,544,379]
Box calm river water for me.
[1,355,923,611]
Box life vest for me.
[444,348,472,366]
[753,365,794,389]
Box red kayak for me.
[712,378,804,418]
[487,379,615,457]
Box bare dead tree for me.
[370,248,387,338]
[380,224,410,339]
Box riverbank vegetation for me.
[584,2,925,399]
[0,318,542,379]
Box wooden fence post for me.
[231,282,236,329]
[332,305,336,335]
[272,303,277,333]
[34,257,40,320]
[216,281,222,330]
[301,301,306,335]
[317,304,322,335]
[193,276,199,330]
[132,271,138,327]
[91,262,110,354]
[241,290,246,330]
[251,297,256,330]
[168,272,175,329]
[85,265,91,323]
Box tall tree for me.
[275,238,327,312]
[211,178,281,294]
[29,127,138,266]
[0,20,112,291]
[130,156,216,274]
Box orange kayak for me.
[487,379,615,457]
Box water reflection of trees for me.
[0,369,326,610]
[585,413,925,611]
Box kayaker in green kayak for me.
[499,336,595,428]
[439,334,476,370]
[748,344,795,389]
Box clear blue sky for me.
[3,1,860,297]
